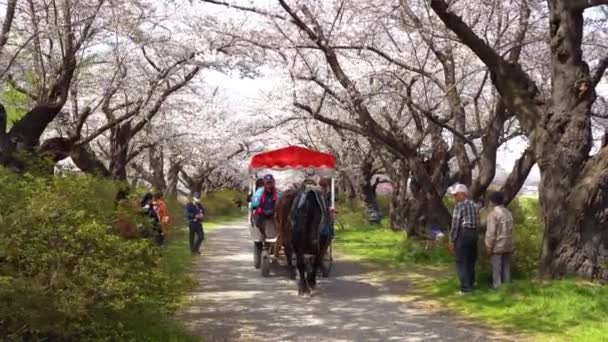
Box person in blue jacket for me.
[185,193,205,256]
[251,174,279,240]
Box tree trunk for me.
[389,166,409,231]
[148,146,167,191]
[70,143,110,177]
[0,104,12,166]
[537,1,608,279]
[165,160,181,199]
[361,179,381,224]
[109,122,131,180]
[357,157,381,223]
[408,156,453,237]
[189,178,205,196]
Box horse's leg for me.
[296,251,309,296]
[308,252,322,289]
[285,242,296,280]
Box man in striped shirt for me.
[449,184,480,294]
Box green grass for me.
[335,196,608,342]
[421,277,608,341]
[204,212,247,230]
[121,228,199,341]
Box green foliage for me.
[395,237,452,265]
[336,201,452,265]
[337,195,369,229]
[1,83,32,130]
[201,188,246,221]
[508,197,543,277]
[0,169,194,340]
[376,194,390,217]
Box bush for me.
[376,194,390,217]
[0,169,182,340]
[336,195,369,229]
[509,197,543,277]
[395,237,452,264]
[201,188,246,219]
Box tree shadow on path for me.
[178,220,518,342]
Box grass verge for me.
[121,194,246,341]
[122,228,199,341]
[335,197,608,342]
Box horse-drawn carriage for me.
[248,146,336,287]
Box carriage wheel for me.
[261,251,271,277]
[253,242,262,269]
[321,245,333,278]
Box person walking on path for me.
[448,184,480,294]
[186,194,205,256]
[153,192,170,241]
[485,191,514,289]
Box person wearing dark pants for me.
[448,184,480,294]
[455,230,478,293]
[185,194,205,256]
[485,191,514,289]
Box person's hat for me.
[449,183,469,195]
[263,174,274,182]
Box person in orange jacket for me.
[153,192,170,241]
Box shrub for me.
[0,169,179,340]
[509,197,543,277]
[201,188,246,219]
[337,195,369,229]
[395,237,452,264]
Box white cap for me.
[449,183,469,195]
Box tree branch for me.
[200,0,287,20]
[0,0,18,56]
[428,0,543,134]
[570,0,608,11]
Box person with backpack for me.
[185,193,205,256]
[153,192,170,241]
[141,192,162,245]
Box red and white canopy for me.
[248,146,336,172]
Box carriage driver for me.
[251,174,280,240]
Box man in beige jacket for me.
[485,191,514,289]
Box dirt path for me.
[179,219,515,342]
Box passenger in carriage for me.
[251,174,280,240]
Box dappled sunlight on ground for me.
[178,220,515,342]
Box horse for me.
[275,183,327,296]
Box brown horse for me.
[274,187,298,279]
